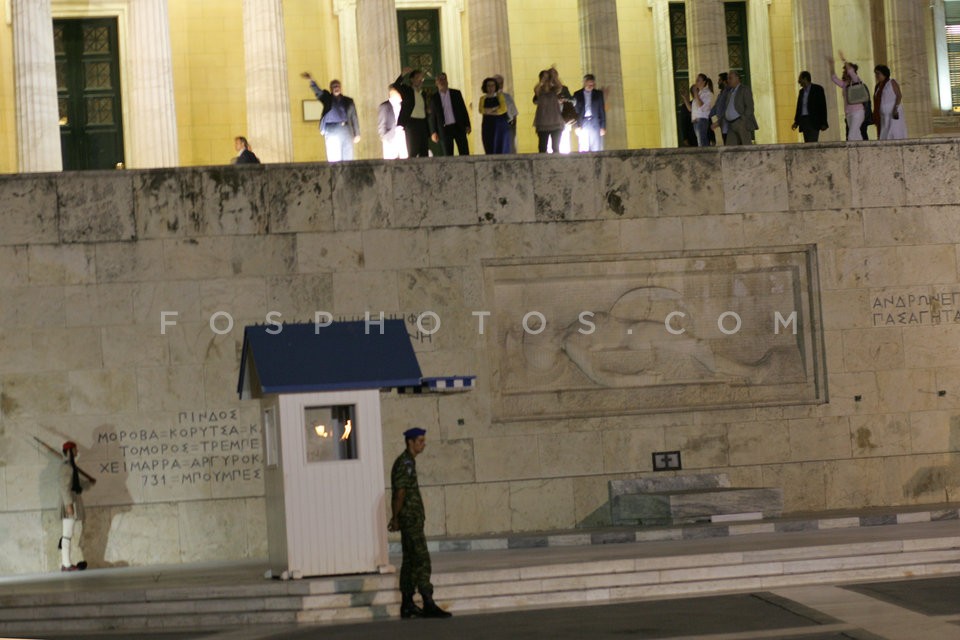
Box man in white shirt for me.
[301,73,361,162]
[378,84,408,160]
[573,74,606,152]
[395,68,430,157]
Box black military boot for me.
[421,594,453,618]
[400,593,423,619]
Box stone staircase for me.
[1,519,960,635]
[304,526,960,623]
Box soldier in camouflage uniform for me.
[389,427,452,619]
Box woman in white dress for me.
[874,64,907,140]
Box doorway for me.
[54,18,125,170]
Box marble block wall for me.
[2,140,960,574]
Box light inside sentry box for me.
[306,406,358,463]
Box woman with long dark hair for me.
[680,74,715,147]
[691,74,715,146]
[533,69,566,153]
[480,77,511,154]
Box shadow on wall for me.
[901,415,960,503]
[578,502,614,529]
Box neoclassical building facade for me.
[1,0,957,173]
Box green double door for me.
[397,9,445,156]
[55,18,125,171]
[397,10,441,92]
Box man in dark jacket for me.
[301,72,360,162]
[791,71,828,143]
[715,70,757,146]
[395,68,430,157]
[573,74,606,152]
[429,73,471,156]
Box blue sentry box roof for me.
[238,320,423,398]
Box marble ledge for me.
[2,139,957,245]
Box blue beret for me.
[403,427,426,439]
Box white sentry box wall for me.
[261,389,388,577]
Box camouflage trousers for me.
[399,524,433,596]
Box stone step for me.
[296,606,392,624]
[0,611,301,636]
[449,560,960,614]
[375,547,960,607]
[3,534,959,636]
[310,560,960,617]
[305,574,396,595]
[8,535,960,615]
[403,504,960,555]
[0,595,305,622]
[13,554,957,636]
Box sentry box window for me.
[305,404,357,463]
[264,406,278,468]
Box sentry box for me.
[237,320,473,578]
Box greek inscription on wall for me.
[870,290,960,326]
[93,409,262,500]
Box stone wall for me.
[2,140,959,574]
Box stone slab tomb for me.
[610,474,784,525]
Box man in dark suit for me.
[715,70,757,146]
[791,71,828,143]
[573,74,606,152]
[301,72,360,162]
[710,72,729,144]
[232,136,260,164]
[428,73,470,156]
[395,68,430,158]
[377,84,407,159]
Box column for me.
[685,0,728,89]
[746,0,775,143]
[468,0,512,153]
[885,0,933,137]
[127,0,179,167]
[870,0,887,70]
[578,0,627,149]
[647,0,677,148]
[468,0,512,90]
[13,0,62,172]
[243,0,294,163]
[355,0,400,159]
[793,0,840,141]
[333,0,361,124]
